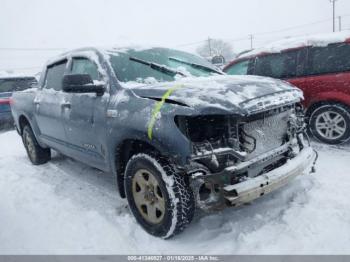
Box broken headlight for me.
[175,115,228,143]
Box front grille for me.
[241,109,291,160]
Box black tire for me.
[22,125,51,165]
[309,103,350,145]
[124,153,195,239]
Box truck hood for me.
[128,75,303,115]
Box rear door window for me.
[308,43,350,75]
[225,60,250,75]
[255,51,298,79]
[45,60,67,91]
[71,57,100,80]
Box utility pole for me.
[330,0,338,32]
[207,37,212,57]
[249,34,254,50]
[338,16,342,31]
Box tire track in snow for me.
[0,131,142,253]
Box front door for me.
[62,57,108,167]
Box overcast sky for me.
[1,0,350,73]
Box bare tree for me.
[196,38,235,61]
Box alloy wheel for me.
[132,169,165,224]
[24,131,35,158]
[315,111,347,140]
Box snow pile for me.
[239,30,350,59]
[0,130,350,254]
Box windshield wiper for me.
[169,57,223,75]
[129,56,186,77]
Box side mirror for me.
[62,74,105,96]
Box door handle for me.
[61,102,71,108]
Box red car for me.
[224,32,350,145]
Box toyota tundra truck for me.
[11,47,317,238]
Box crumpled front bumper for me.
[223,147,317,206]
[190,145,317,210]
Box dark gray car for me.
[0,76,37,128]
[11,47,317,238]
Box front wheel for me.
[22,125,51,165]
[309,104,350,145]
[124,153,195,239]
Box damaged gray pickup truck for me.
[11,47,317,239]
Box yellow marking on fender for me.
[148,84,184,140]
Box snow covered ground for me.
[0,130,349,255]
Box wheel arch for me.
[306,100,350,118]
[114,138,163,198]
[305,91,350,117]
[17,114,47,149]
[18,114,31,134]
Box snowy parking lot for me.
[0,129,350,254]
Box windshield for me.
[107,47,222,83]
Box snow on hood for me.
[239,31,350,59]
[124,75,303,115]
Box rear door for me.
[34,60,68,144]
[62,56,107,166]
[289,43,350,107]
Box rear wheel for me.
[124,153,195,239]
[309,103,350,145]
[22,125,51,165]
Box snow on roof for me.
[238,30,350,59]
[44,45,158,66]
[103,44,157,53]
